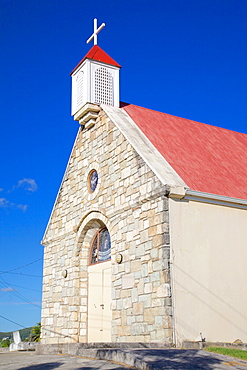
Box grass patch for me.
[205,347,247,361]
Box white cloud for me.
[0,179,36,210]
[16,178,38,192]
[0,197,27,212]
[0,198,10,207]
[16,204,28,212]
[1,287,15,292]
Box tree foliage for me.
[0,338,11,347]
[30,322,41,342]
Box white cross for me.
[86,18,106,45]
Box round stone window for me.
[88,170,98,193]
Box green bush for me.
[0,338,11,347]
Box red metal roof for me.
[70,45,121,75]
[122,103,247,200]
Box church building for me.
[40,20,247,348]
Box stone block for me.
[79,328,86,336]
[130,259,141,272]
[140,230,149,243]
[121,311,127,326]
[148,226,157,237]
[148,260,153,273]
[150,248,158,259]
[143,219,149,229]
[153,234,163,247]
[120,289,131,298]
[131,323,147,335]
[118,325,131,336]
[123,297,132,309]
[134,270,141,279]
[122,273,134,289]
[124,261,131,274]
[132,301,144,315]
[80,313,87,322]
[150,271,160,282]
[154,315,163,327]
[156,329,166,341]
[143,308,156,324]
[127,316,135,326]
[164,328,173,341]
[141,263,148,277]
[157,283,170,298]
[143,295,152,308]
[114,278,122,287]
[116,300,123,310]
[131,287,138,302]
[164,297,172,306]
[163,315,172,329]
[144,283,152,294]
[144,241,153,251]
[137,280,144,294]
[151,298,162,307]
[153,260,162,272]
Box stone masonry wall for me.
[41,107,172,344]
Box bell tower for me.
[71,19,121,118]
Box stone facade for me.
[41,106,172,344]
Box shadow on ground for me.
[13,349,247,370]
[16,360,134,370]
[16,363,63,370]
[128,349,229,369]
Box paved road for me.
[0,352,134,370]
[1,349,247,370]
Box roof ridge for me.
[71,45,121,75]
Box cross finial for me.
[86,18,105,46]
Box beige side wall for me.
[170,198,247,345]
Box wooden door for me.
[88,260,111,342]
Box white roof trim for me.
[184,189,247,209]
[101,105,187,188]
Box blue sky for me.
[0,0,246,332]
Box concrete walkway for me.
[1,348,247,369]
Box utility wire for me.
[0,314,26,329]
[0,271,42,277]
[0,314,76,341]
[0,257,43,275]
[0,276,41,308]
[0,282,41,293]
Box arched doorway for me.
[87,227,112,342]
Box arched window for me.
[90,228,111,265]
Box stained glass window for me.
[88,170,98,192]
[90,228,111,265]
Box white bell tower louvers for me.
[71,18,121,117]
